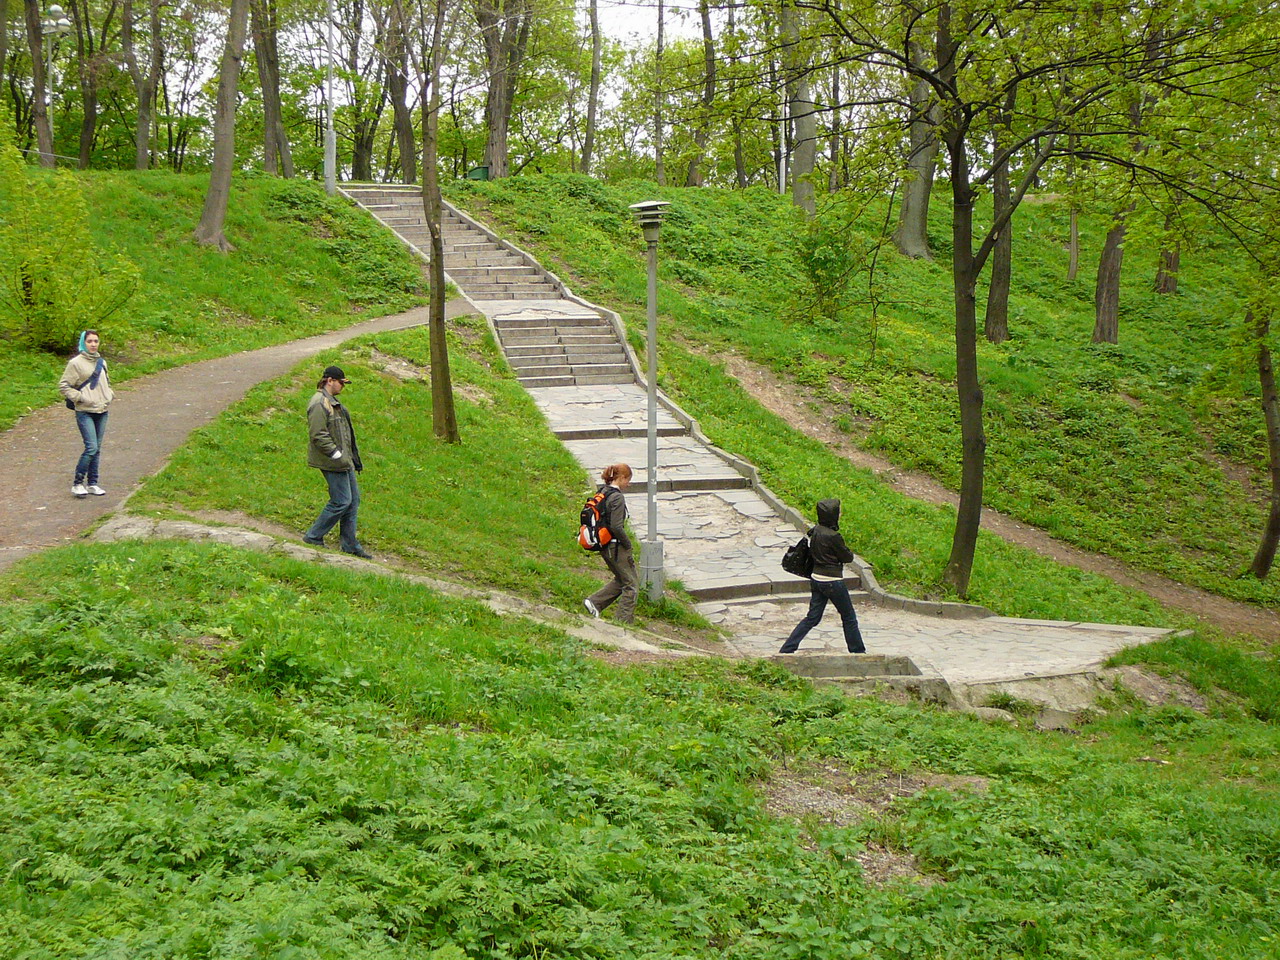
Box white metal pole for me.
[644,234,664,600]
[324,0,337,195]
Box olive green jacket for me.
[307,390,362,472]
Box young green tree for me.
[0,123,137,350]
[817,0,1280,596]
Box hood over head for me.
[816,498,841,530]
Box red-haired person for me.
[583,463,638,623]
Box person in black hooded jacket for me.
[779,498,866,654]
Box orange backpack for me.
[578,490,615,551]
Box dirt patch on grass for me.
[370,349,426,382]
[586,648,689,667]
[710,348,1280,642]
[1102,664,1211,712]
[762,761,985,886]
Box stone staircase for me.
[341,183,632,389]
[340,181,862,604]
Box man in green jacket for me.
[303,365,372,558]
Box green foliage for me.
[446,174,1280,611]
[2,539,1279,957]
[0,171,427,431]
[0,129,138,352]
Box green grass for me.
[2,538,1279,958]
[0,171,427,431]
[446,175,1277,609]
[130,320,699,629]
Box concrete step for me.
[469,289,561,300]
[553,424,686,441]
[509,353,628,370]
[445,253,528,268]
[466,284,560,296]
[573,373,640,385]
[507,343,623,358]
[496,315,604,330]
[518,374,577,388]
[686,575,863,603]
[447,265,541,281]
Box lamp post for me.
[323,0,337,194]
[42,5,72,152]
[629,200,670,602]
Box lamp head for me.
[629,200,670,244]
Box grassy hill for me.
[2,171,1280,957]
[445,175,1274,610]
[0,171,426,431]
[2,538,1278,958]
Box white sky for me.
[594,0,702,42]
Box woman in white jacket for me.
[57,330,114,498]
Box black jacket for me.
[809,498,854,578]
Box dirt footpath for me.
[0,303,469,572]
[719,353,1280,643]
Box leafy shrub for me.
[0,127,138,352]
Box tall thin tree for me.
[581,0,601,176]
[422,0,459,441]
[193,0,250,250]
[24,0,54,166]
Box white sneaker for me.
[87,485,107,496]
[72,484,88,498]
[583,598,601,619]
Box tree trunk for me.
[68,0,103,170]
[77,86,96,168]
[782,1,815,215]
[984,129,1011,344]
[193,0,250,251]
[123,0,162,170]
[684,0,715,187]
[893,39,939,259]
[477,0,531,180]
[422,0,459,442]
[936,7,984,599]
[942,143,985,598]
[1067,208,1080,281]
[1154,240,1180,294]
[251,0,291,176]
[387,0,416,183]
[1251,308,1280,578]
[24,0,54,166]
[581,0,601,176]
[828,67,841,192]
[653,0,665,185]
[0,0,8,99]
[1092,206,1132,344]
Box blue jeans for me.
[305,469,361,552]
[780,578,865,653]
[74,411,108,485]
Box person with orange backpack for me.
[581,463,638,624]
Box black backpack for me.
[578,489,615,551]
[781,535,814,578]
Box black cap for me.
[322,365,350,383]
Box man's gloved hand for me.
[331,450,343,459]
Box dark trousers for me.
[305,468,361,553]
[589,542,638,623]
[780,578,865,653]
[74,410,108,485]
